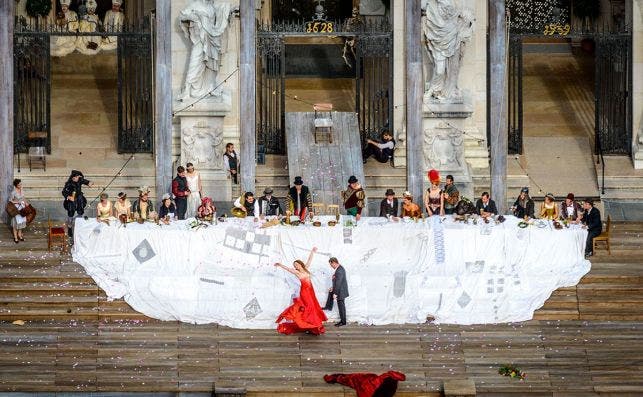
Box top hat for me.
[385,189,395,196]
[293,176,303,185]
[348,175,358,184]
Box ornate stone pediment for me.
[424,122,464,171]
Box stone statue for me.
[51,0,79,57]
[422,0,474,103]
[102,0,125,51]
[179,0,232,101]
[182,122,224,166]
[359,0,386,16]
[76,0,101,55]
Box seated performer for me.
[475,192,497,217]
[342,176,365,221]
[259,187,282,217]
[158,193,176,219]
[95,193,113,221]
[274,247,327,335]
[401,191,422,218]
[559,192,582,221]
[197,197,216,220]
[76,0,101,56]
[114,192,131,219]
[132,186,155,220]
[287,177,313,221]
[379,189,399,218]
[540,193,559,220]
[233,192,260,218]
[51,0,79,57]
[512,187,535,219]
[102,0,124,51]
[363,131,395,164]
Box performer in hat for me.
[341,176,365,221]
[512,187,535,219]
[158,193,176,219]
[559,192,582,221]
[424,169,444,216]
[401,191,422,218]
[132,186,155,220]
[259,187,282,217]
[114,192,131,219]
[287,177,313,221]
[52,0,79,57]
[540,193,559,220]
[172,166,190,220]
[102,0,124,51]
[379,189,399,218]
[62,170,94,237]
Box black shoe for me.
[19,237,24,242]
[14,238,19,244]
[322,307,332,311]
[334,321,346,327]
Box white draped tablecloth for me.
[72,216,590,327]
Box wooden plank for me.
[0,0,14,223]
[154,0,172,197]
[240,0,256,194]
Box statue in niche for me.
[182,122,224,166]
[422,0,474,103]
[76,0,101,55]
[102,0,125,51]
[179,0,232,101]
[51,0,79,57]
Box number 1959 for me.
[306,22,334,33]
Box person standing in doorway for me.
[172,166,190,220]
[223,143,239,184]
[323,257,349,327]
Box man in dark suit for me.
[475,192,498,217]
[581,198,602,258]
[323,257,349,327]
[379,189,399,218]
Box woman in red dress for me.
[274,247,327,335]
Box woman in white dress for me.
[10,179,28,244]
[185,162,202,218]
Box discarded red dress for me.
[323,371,406,397]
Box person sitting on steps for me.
[363,131,395,164]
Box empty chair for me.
[313,103,333,144]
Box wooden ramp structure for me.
[285,112,366,214]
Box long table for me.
[72,216,590,328]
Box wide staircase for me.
[0,221,641,395]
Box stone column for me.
[392,0,406,168]
[633,0,643,168]
[0,1,14,223]
[406,0,423,200]
[489,0,508,213]
[155,1,173,195]
[239,0,256,194]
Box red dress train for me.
[276,277,327,335]
[324,371,406,397]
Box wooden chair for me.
[313,103,333,144]
[48,216,67,253]
[593,215,611,255]
[327,204,340,217]
[312,203,326,215]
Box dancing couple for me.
[274,247,349,335]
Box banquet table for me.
[72,216,590,327]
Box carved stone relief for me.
[424,122,464,170]
[181,120,224,168]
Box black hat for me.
[520,187,529,194]
[385,189,395,196]
[293,176,303,185]
[70,170,83,178]
[348,175,358,184]
[263,187,274,195]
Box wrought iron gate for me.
[117,20,153,153]
[257,35,286,155]
[13,32,51,154]
[595,33,631,155]
[505,0,633,156]
[13,17,153,155]
[256,17,393,155]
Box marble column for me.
[392,0,406,167]
[155,1,173,196]
[406,0,423,200]
[489,0,508,213]
[240,0,256,194]
[633,0,643,168]
[0,1,14,223]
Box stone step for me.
[595,156,643,200]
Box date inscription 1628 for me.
[305,21,334,33]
